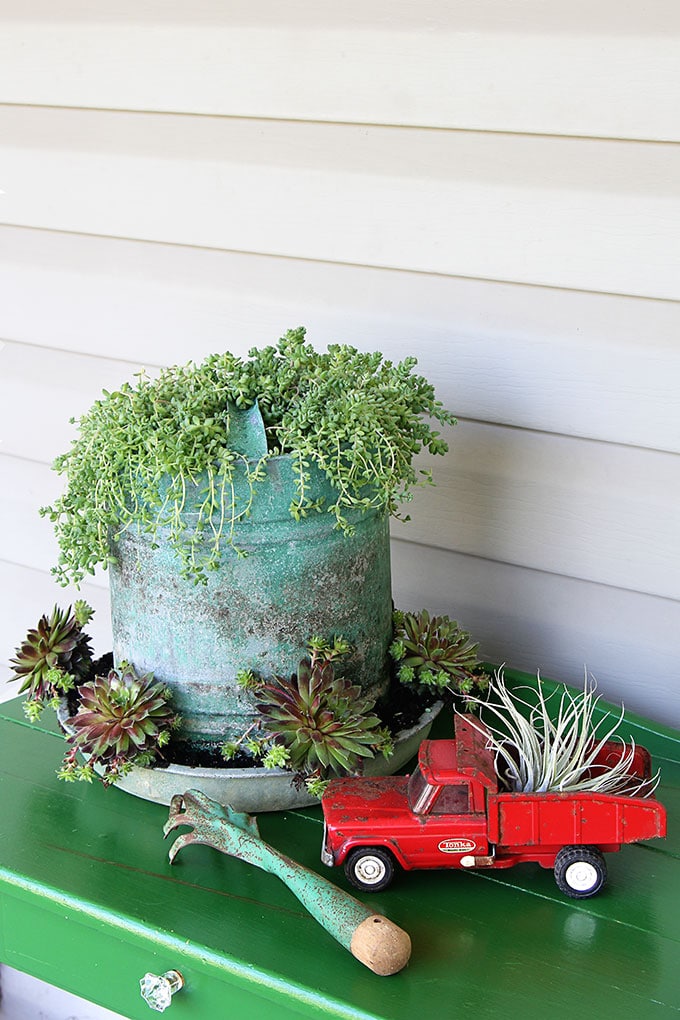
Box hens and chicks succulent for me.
[390,609,484,694]
[10,601,94,721]
[9,604,178,784]
[60,664,179,785]
[251,639,393,795]
[222,620,483,795]
[9,603,483,792]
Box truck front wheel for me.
[345,848,395,892]
[554,846,607,898]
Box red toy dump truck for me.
[321,716,666,898]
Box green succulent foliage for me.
[262,743,291,769]
[9,604,94,718]
[256,657,391,778]
[73,599,95,627]
[219,718,273,764]
[305,774,331,799]
[60,664,179,785]
[390,609,484,694]
[306,634,351,663]
[235,668,259,692]
[219,739,242,762]
[42,328,455,586]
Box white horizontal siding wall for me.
[1,2,679,741]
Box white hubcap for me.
[354,855,386,885]
[565,860,598,892]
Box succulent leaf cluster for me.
[219,720,277,766]
[9,603,94,719]
[390,609,483,694]
[60,664,178,784]
[42,328,455,585]
[256,656,392,777]
[306,634,351,663]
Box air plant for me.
[59,664,179,785]
[9,602,94,720]
[256,655,393,778]
[462,669,659,797]
[390,609,483,694]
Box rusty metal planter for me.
[109,455,393,752]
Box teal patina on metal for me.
[109,433,392,748]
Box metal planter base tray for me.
[59,702,442,812]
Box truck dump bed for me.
[456,716,666,850]
[488,790,667,848]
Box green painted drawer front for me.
[0,887,320,1020]
[1,678,679,1020]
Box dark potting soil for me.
[65,652,115,716]
[375,679,444,735]
[161,740,242,769]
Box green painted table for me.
[1,678,679,1020]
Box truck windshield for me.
[408,768,438,814]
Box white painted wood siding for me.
[1,2,679,734]
[1,1,679,142]
[1,107,679,299]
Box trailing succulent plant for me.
[42,327,455,585]
[9,601,94,720]
[59,663,179,785]
[390,609,485,695]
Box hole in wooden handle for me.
[350,915,412,976]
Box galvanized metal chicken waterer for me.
[108,405,393,750]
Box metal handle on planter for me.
[140,970,184,1012]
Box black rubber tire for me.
[554,845,607,899]
[344,847,396,892]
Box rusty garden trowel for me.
[163,790,411,976]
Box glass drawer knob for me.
[140,970,184,1012]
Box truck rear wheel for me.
[554,846,607,898]
[345,847,395,892]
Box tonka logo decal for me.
[438,839,476,854]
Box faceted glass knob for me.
[140,970,184,1012]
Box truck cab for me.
[321,718,497,890]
